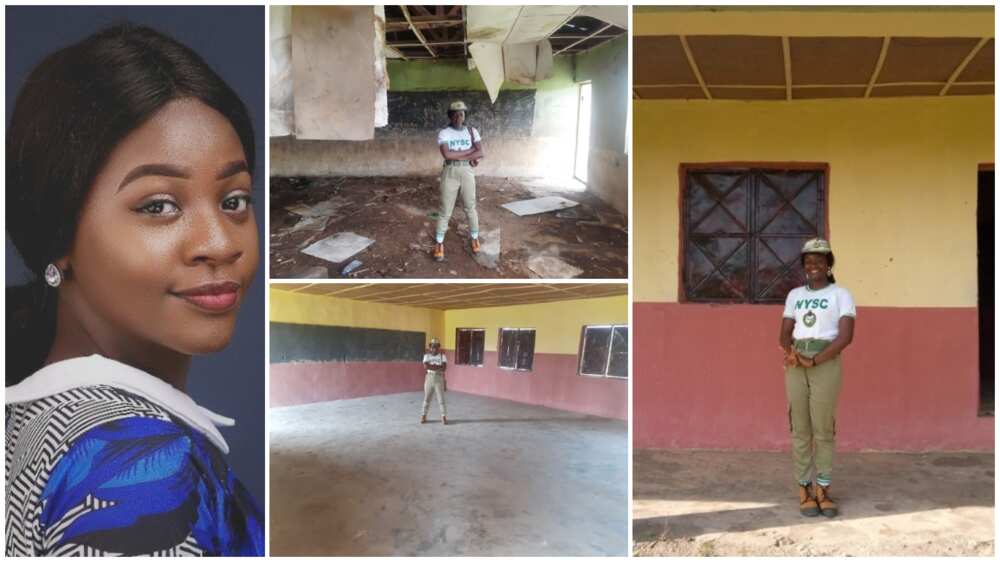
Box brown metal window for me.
[455,328,485,366]
[683,166,826,303]
[579,325,628,378]
[498,328,535,371]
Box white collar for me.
[5,354,234,454]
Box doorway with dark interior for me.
[978,166,993,416]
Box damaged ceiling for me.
[384,5,627,60]
[634,34,994,100]
[271,283,628,309]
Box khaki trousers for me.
[435,165,478,242]
[421,372,447,417]
[785,353,842,484]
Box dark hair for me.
[6,23,256,385]
[801,252,836,284]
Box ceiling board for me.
[271,283,627,310]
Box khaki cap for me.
[801,238,832,254]
[449,101,468,111]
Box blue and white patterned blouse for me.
[5,355,263,556]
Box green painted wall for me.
[387,56,575,92]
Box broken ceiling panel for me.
[469,42,505,103]
[269,5,294,136]
[292,6,376,140]
[503,42,538,85]
[374,6,389,128]
[578,5,629,30]
[505,5,579,44]
[466,6,522,42]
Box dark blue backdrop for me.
[5,6,266,508]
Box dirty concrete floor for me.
[633,449,995,556]
[269,176,628,279]
[270,391,628,556]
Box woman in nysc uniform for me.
[779,238,856,518]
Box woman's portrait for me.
[6,6,265,556]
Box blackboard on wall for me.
[270,323,426,363]
[376,90,536,138]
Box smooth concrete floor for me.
[634,450,995,556]
[270,391,628,556]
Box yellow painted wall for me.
[634,96,993,307]
[442,295,628,354]
[269,288,444,344]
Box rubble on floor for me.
[269,176,628,279]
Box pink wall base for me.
[270,361,424,407]
[634,302,993,451]
[444,351,628,420]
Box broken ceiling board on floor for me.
[501,196,580,217]
[473,227,502,269]
[292,6,376,140]
[301,232,375,264]
[527,256,584,279]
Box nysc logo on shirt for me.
[803,310,817,327]
[795,298,829,310]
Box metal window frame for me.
[455,327,486,367]
[579,324,628,380]
[497,327,535,373]
[679,163,830,304]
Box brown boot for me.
[798,483,819,517]
[420,415,427,424]
[442,416,448,425]
[433,243,445,261]
[814,483,838,518]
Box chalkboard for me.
[270,323,425,363]
[376,90,535,138]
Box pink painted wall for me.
[444,351,628,420]
[634,302,993,451]
[270,361,424,407]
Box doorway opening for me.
[978,166,993,416]
[574,82,592,184]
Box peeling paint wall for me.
[576,36,629,214]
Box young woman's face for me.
[450,110,465,127]
[65,98,258,356]
[803,253,830,284]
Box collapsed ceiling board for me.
[301,232,375,264]
[501,196,580,216]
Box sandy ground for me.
[633,449,994,556]
[269,176,627,279]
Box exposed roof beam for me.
[940,36,990,96]
[401,6,436,58]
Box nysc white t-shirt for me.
[437,126,481,153]
[423,352,447,375]
[782,284,856,341]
